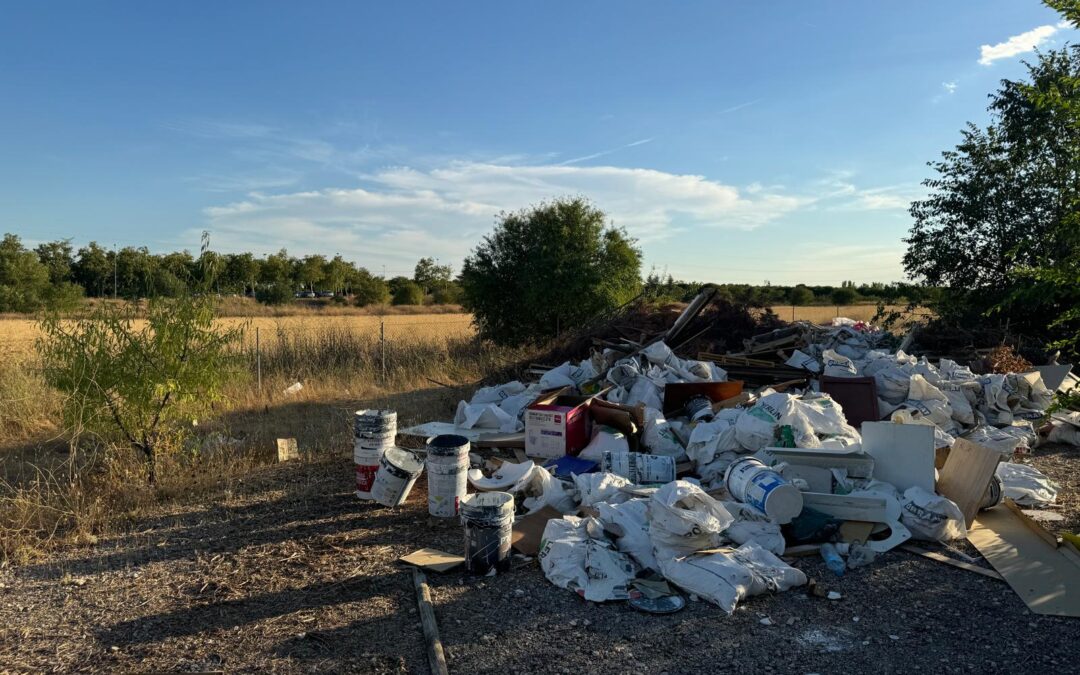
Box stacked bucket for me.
[354,409,399,501]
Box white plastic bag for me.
[596,498,658,571]
[538,516,638,601]
[578,425,631,462]
[996,462,1057,506]
[658,541,807,613]
[470,381,527,405]
[900,486,967,541]
[647,480,734,557]
[720,501,786,555]
[785,349,821,374]
[685,409,742,467]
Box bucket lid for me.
[460,491,514,516]
[762,483,804,524]
[426,434,471,453]
[355,408,396,420]
[629,594,686,614]
[382,447,424,474]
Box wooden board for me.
[399,548,465,573]
[936,438,1001,527]
[276,438,298,462]
[968,505,1080,616]
[900,545,1003,580]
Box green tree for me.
[461,198,642,345]
[353,272,390,306]
[831,287,858,306]
[788,285,814,306]
[38,240,243,484]
[260,249,294,287]
[413,257,452,294]
[905,38,1080,338]
[35,239,75,284]
[392,280,424,305]
[324,255,350,295]
[224,252,261,296]
[72,242,113,298]
[431,280,464,305]
[0,233,52,312]
[296,254,327,292]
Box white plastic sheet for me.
[573,472,632,507]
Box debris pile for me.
[389,291,1080,617]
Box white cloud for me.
[198,161,805,270]
[979,24,1062,65]
[942,81,958,94]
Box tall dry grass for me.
[0,315,519,563]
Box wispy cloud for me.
[815,172,921,211]
[717,99,760,115]
[979,22,1067,65]
[197,161,806,268]
[557,138,654,166]
[942,81,958,94]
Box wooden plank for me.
[936,438,1001,527]
[1003,499,1060,548]
[900,544,1003,580]
[968,506,1080,617]
[412,569,450,675]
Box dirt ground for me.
[1,445,1078,674]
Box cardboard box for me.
[525,387,593,458]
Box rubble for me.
[388,292,1080,616]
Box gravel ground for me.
[1,447,1077,674]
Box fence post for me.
[836,306,840,318]
[256,326,262,396]
[791,305,795,322]
[380,319,386,384]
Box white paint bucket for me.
[724,457,803,524]
[426,434,470,517]
[601,451,676,484]
[353,444,385,499]
[370,447,424,507]
[460,491,514,575]
[354,409,397,449]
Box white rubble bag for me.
[1046,411,1080,446]
[539,360,598,390]
[595,498,659,572]
[454,400,520,433]
[900,486,967,541]
[794,394,860,439]
[785,349,821,373]
[894,374,956,436]
[642,407,686,458]
[658,541,807,614]
[647,480,735,557]
[720,501,786,555]
[976,374,1014,426]
[821,349,859,377]
[573,472,632,507]
[578,425,631,462]
[996,462,1058,507]
[538,516,639,602]
[685,409,742,467]
[469,381,527,405]
[521,466,578,514]
[735,392,819,451]
[965,424,1036,456]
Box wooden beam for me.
[900,545,1004,580]
[412,569,449,675]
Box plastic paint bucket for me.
[460,491,514,575]
[724,457,804,524]
[354,409,397,449]
[979,474,1004,510]
[353,444,385,499]
[426,434,471,517]
[601,451,676,484]
[370,447,424,507]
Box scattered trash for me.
[400,548,465,573]
[276,437,299,463]
[370,447,424,508]
[386,304,1074,618]
[283,381,303,395]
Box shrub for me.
[255,283,293,305]
[392,281,424,306]
[354,275,390,307]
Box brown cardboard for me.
[511,506,563,556]
[400,548,465,573]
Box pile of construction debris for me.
[388,291,1079,618]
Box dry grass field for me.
[767,303,919,324]
[0,312,475,356]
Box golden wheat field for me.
[768,304,920,324]
[0,312,476,356]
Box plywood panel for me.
[936,438,1000,527]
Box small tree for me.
[354,274,390,307]
[461,198,642,345]
[392,280,424,306]
[414,257,452,294]
[788,285,813,306]
[38,236,243,484]
[255,282,293,305]
[831,287,858,306]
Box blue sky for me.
[0,1,1073,284]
